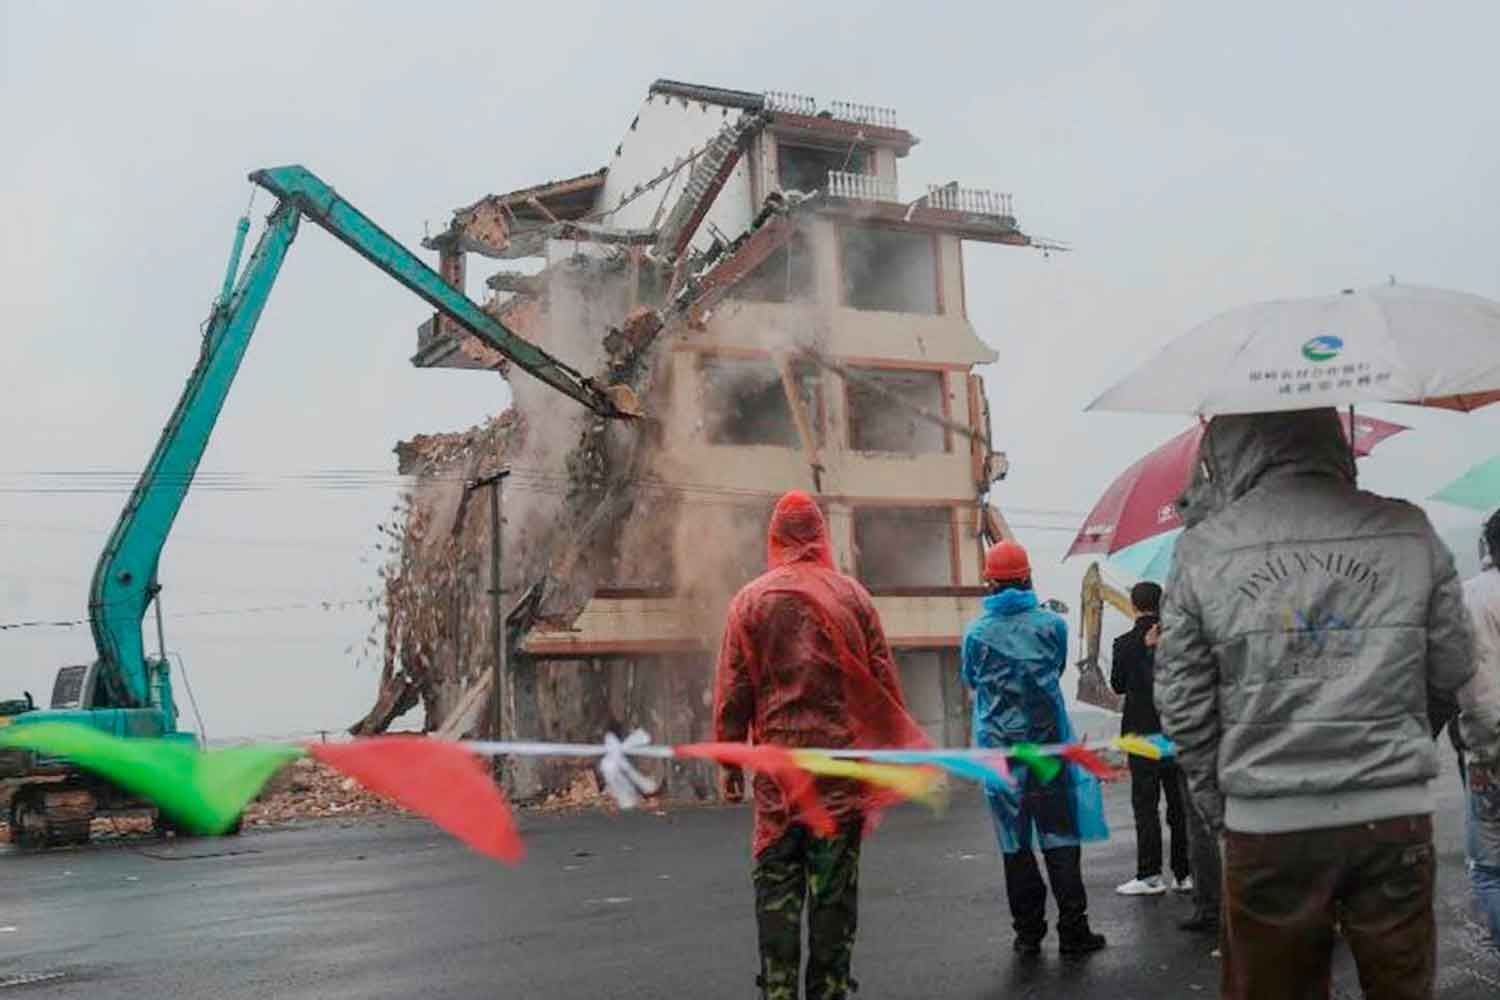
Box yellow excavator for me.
[1073,561,1137,713]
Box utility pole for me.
[464,469,511,749]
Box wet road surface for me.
[4,767,1498,998]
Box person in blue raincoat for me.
[962,539,1109,957]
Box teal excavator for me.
[0,166,636,847]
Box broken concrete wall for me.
[598,91,756,256]
[353,251,655,741]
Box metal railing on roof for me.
[827,170,900,203]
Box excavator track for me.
[8,784,95,848]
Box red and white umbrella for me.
[1066,412,1407,559]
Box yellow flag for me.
[789,751,948,809]
[1111,734,1163,760]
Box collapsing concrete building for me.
[356,79,1032,799]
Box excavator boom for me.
[249,166,631,418]
[89,165,631,713]
[1073,562,1132,713]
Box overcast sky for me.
[3,1,1497,740]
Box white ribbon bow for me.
[599,729,660,809]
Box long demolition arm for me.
[90,166,628,709]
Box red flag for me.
[1058,743,1120,781]
[309,737,523,864]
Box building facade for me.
[406,79,1029,795]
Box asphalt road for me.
[4,769,1499,999]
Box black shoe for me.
[1058,930,1106,955]
[1013,936,1044,957]
[1178,912,1219,934]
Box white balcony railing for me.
[764,91,899,129]
[764,90,817,116]
[827,100,898,129]
[926,185,1015,221]
[827,170,900,203]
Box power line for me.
[0,597,374,633]
[0,470,1091,520]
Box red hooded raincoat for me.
[714,491,930,857]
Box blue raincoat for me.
[961,589,1108,854]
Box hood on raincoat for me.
[1201,408,1355,505]
[767,490,836,570]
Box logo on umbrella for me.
[1301,335,1344,363]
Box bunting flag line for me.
[0,723,1173,864]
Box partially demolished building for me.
[357,79,1031,798]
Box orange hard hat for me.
[983,540,1031,583]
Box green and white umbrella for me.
[1089,284,1500,416]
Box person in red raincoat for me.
[715,491,929,1000]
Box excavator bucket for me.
[603,384,643,418]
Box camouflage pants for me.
[752,822,862,1000]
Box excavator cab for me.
[0,690,34,721]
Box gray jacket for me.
[1156,409,1475,834]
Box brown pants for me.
[1222,814,1435,1000]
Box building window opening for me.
[841,226,938,314]
[894,650,946,745]
[853,506,956,589]
[847,368,947,453]
[778,143,871,194]
[701,357,822,448]
[731,231,816,304]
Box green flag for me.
[0,722,304,834]
[1010,742,1063,783]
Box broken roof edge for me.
[649,78,765,111]
[453,167,609,218]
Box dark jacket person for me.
[1112,581,1189,896]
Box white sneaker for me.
[1173,875,1194,894]
[1116,875,1169,896]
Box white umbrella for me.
[1088,284,1500,416]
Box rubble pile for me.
[243,755,399,826]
